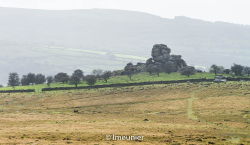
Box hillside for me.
[0,82,249,144]
[1,7,250,83]
[0,72,218,92]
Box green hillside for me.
[0,72,225,92]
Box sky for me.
[0,0,249,25]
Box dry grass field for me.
[0,82,249,145]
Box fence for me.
[41,78,215,92]
[0,89,35,93]
[1,77,250,93]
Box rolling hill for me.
[1,7,250,84]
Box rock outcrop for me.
[146,44,187,73]
[122,44,187,75]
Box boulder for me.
[151,44,171,63]
[147,44,188,73]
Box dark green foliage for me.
[231,64,244,76]
[35,74,46,84]
[46,76,54,87]
[101,71,112,82]
[243,67,250,76]
[69,69,84,87]
[54,72,69,83]
[85,75,97,86]
[73,69,84,80]
[27,73,36,85]
[70,75,80,87]
[209,65,224,75]
[70,69,84,87]
[21,75,29,86]
[180,66,196,77]
[124,63,137,80]
[8,72,20,88]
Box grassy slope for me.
[0,72,218,92]
[0,82,249,144]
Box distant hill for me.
[0,7,250,84]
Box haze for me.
[0,0,250,25]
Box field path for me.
[186,88,246,144]
[187,91,199,121]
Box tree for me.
[209,65,224,75]
[73,69,84,80]
[101,71,112,82]
[35,74,46,84]
[27,73,36,85]
[92,69,103,79]
[231,64,244,76]
[70,70,84,87]
[54,72,69,83]
[8,72,20,88]
[180,66,196,77]
[243,67,250,76]
[124,63,136,80]
[21,75,29,86]
[69,69,84,87]
[46,76,54,87]
[70,75,81,87]
[85,75,97,86]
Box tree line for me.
[209,64,250,76]
[7,69,112,88]
[6,63,250,89]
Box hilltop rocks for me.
[146,44,187,74]
[122,44,188,76]
[151,44,171,63]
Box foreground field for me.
[0,82,249,144]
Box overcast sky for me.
[0,0,249,25]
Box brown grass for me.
[0,82,249,144]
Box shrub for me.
[180,66,196,77]
[85,75,97,86]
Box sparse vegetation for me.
[0,82,249,144]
